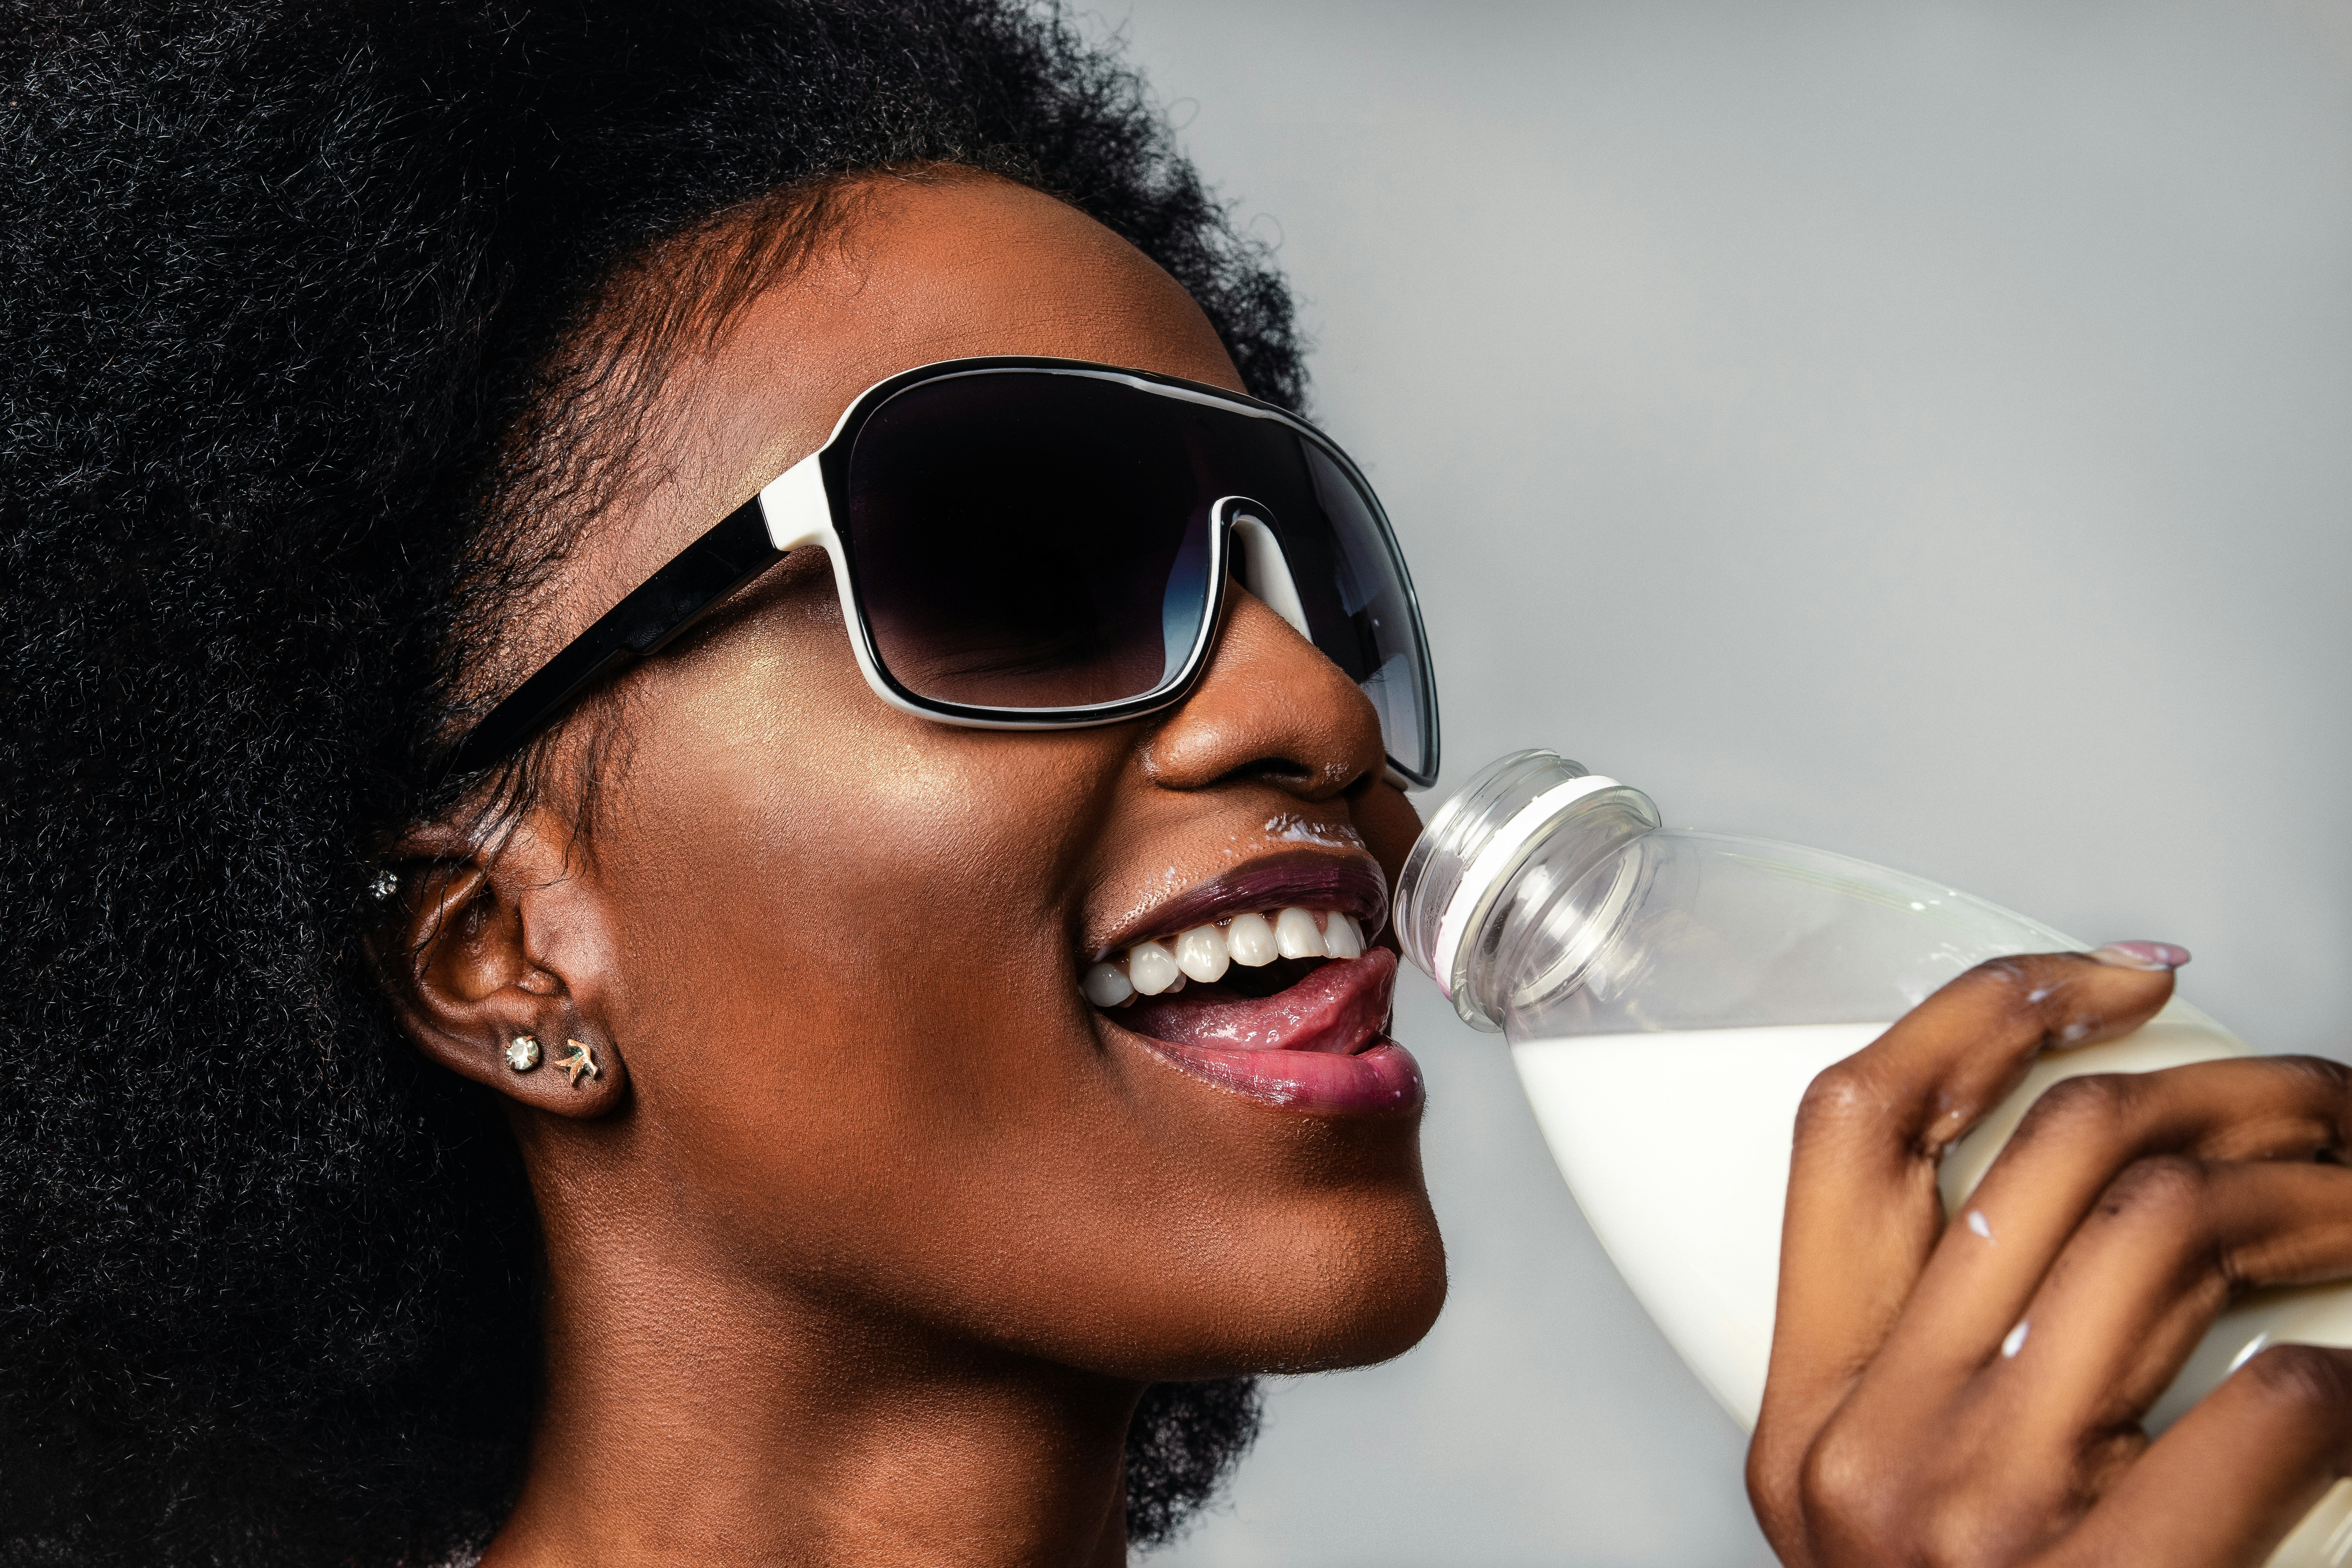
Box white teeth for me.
[1175,924,1230,983]
[1225,911,1278,967]
[1082,962,1135,1007]
[1090,908,1367,1007]
[1274,906,1327,959]
[1325,911,1365,960]
[1127,941,1180,996]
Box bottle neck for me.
[1396,751,1662,1031]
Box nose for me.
[1140,586,1387,802]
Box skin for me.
[1756,950,2352,1566]
[379,169,2352,1565]
[384,172,1443,1568]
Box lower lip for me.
[1107,950,1424,1116]
[1134,1036,1424,1115]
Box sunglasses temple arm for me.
[439,498,785,778]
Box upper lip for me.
[1091,849,1389,961]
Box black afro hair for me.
[0,2,1296,1561]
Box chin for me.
[1274,1214,1450,1373]
[1126,1187,1450,1380]
[1235,1111,1450,1372]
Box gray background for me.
[1103,3,2352,1566]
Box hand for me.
[1751,948,2352,1567]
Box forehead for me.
[654,175,1242,535]
[543,176,1251,630]
[537,174,1247,647]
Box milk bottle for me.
[1395,750,2352,1566]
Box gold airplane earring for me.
[556,1039,600,1088]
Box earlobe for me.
[482,1021,628,1120]
[505,1031,613,1093]
[371,837,630,1121]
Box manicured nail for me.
[2091,940,2191,971]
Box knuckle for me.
[2275,1054,2352,1130]
[1945,953,2103,1038]
[2277,1053,2352,1092]
[1796,1424,1892,1536]
[2010,1071,2137,1149]
[2095,1153,2207,1225]
[2238,1343,2352,1415]
[1959,953,2057,1003]
[1915,1508,2006,1568]
[1796,1447,1862,1529]
[1797,1421,2007,1568]
[1793,1059,1891,1147]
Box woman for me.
[7,3,2349,1565]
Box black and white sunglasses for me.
[446,356,1440,789]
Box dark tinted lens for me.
[842,374,1218,711]
[841,367,1436,784]
[1288,443,1438,784]
[1154,405,1439,785]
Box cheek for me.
[571,607,1445,1371]
[589,618,1129,1257]
[1355,781,1425,903]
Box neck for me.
[483,1177,1138,1567]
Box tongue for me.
[1121,949,1397,1055]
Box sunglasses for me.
[446,356,1440,788]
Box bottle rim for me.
[1396,750,1582,986]
[1397,750,1661,1028]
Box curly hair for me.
[0,2,1295,1561]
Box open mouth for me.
[1083,862,1424,1115]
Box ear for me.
[372,812,630,1120]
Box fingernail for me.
[2091,940,2191,971]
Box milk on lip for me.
[1396,751,2352,1568]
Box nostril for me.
[1218,756,1341,793]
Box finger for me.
[1828,946,2187,1168]
[1767,952,2178,1413]
[1752,950,2178,1559]
[1790,1156,2352,1563]
[2032,1344,2352,1568]
[1883,1055,2352,1376]
[1982,1156,2352,1466]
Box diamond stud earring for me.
[557,1039,600,1087]
[505,1036,542,1073]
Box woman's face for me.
[428,173,1445,1382]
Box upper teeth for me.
[1081,907,1368,1007]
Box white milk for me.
[1513,1019,2352,1434]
